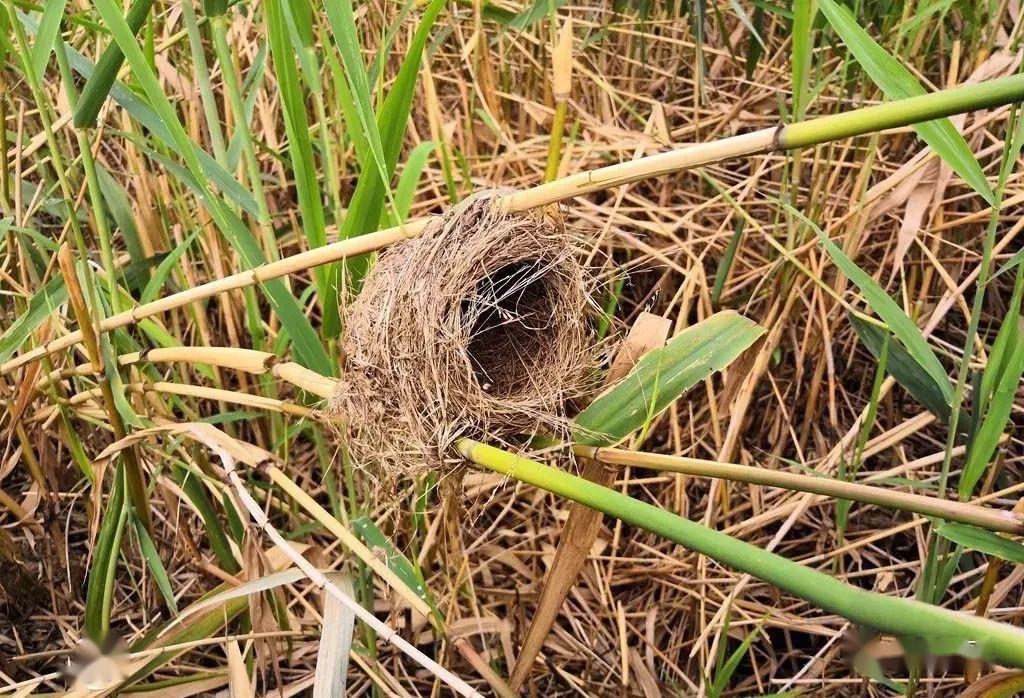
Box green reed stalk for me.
[458,439,1024,668]
[779,74,1024,149]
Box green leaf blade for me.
[850,312,957,424]
[574,311,765,447]
[817,0,995,205]
[0,275,67,366]
[334,0,446,284]
[804,211,954,406]
[937,522,1024,564]
[29,0,69,79]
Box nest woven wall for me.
[331,194,595,477]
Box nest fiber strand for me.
[332,194,592,475]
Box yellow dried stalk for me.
[35,347,339,400]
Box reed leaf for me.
[960,316,1024,498]
[321,0,390,191]
[799,207,954,407]
[226,640,254,698]
[265,0,338,336]
[132,510,178,615]
[936,522,1024,564]
[85,463,129,643]
[850,312,956,424]
[170,568,308,628]
[28,0,68,79]
[95,164,146,273]
[171,464,239,573]
[74,0,155,128]
[332,0,446,285]
[574,310,765,447]
[313,572,356,698]
[818,0,995,205]
[352,515,439,620]
[0,274,66,365]
[383,140,436,227]
[141,230,200,305]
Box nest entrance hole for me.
[464,260,559,398]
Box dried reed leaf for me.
[226,639,254,698]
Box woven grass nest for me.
[331,193,595,477]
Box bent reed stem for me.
[6,74,1024,376]
[458,438,1024,668]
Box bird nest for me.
[331,193,594,478]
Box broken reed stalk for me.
[457,439,1024,668]
[64,382,321,420]
[57,244,153,533]
[575,445,1024,535]
[510,312,671,690]
[34,347,338,398]
[6,73,1024,376]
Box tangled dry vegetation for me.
[3,0,1024,696]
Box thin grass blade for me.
[29,0,69,79]
[795,206,954,406]
[0,275,66,365]
[133,510,179,614]
[936,522,1024,564]
[85,464,129,643]
[74,0,155,128]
